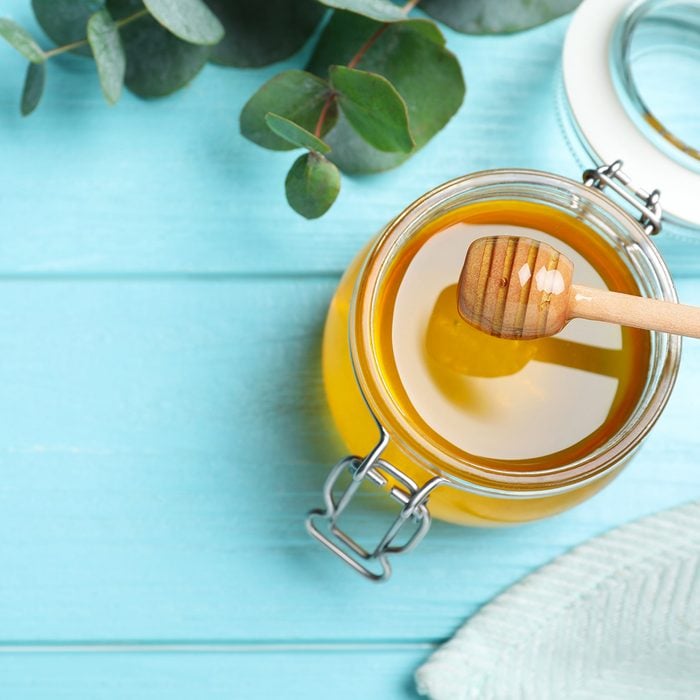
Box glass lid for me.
[563,0,700,232]
[611,0,700,173]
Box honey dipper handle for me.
[569,284,700,339]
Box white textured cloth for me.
[416,501,700,699]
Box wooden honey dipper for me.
[458,235,700,340]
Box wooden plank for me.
[0,645,431,699]
[0,1,575,275]
[0,277,698,642]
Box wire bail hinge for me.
[306,430,444,582]
[583,160,662,236]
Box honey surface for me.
[374,201,650,471]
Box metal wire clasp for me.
[583,160,662,235]
[306,429,444,582]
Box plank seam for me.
[0,641,440,654]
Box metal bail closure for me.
[306,429,444,582]
[583,159,662,236]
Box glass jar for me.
[558,0,700,272]
[307,167,681,581]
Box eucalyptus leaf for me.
[316,0,405,22]
[265,113,330,154]
[0,18,45,63]
[308,12,465,173]
[108,0,210,97]
[285,153,340,219]
[307,13,444,75]
[240,70,336,151]
[88,8,125,104]
[32,0,104,57]
[142,0,224,45]
[21,61,46,116]
[420,0,581,34]
[329,65,413,153]
[205,0,325,68]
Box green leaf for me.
[107,0,210,98]
[307,14,445,78]
[265,113,330,154]
[0,18,45,63]
[285,153,340,219]
[32,0,104,57]
[120,24,210,97]
[420,0,581,34]
[142,0,224,45]
[316,0,405,22]
[21,61,46,116]
[308,13,464,172]
[329,65,413,153]
[240,70,336,151]
[87,8,125,104]
[205,0,325,68]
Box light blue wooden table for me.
[1,3,699,697]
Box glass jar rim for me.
[562,0,700,231]
[609,0,700,173]
[349,169,681,497]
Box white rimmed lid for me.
[563,0,700,232]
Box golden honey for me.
[323,199,652,525]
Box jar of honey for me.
[307,0,700,581]
[307,167,681,580]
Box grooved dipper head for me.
[458,236,574,340]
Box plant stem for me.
[347,24,389,69]
[314,0,420,140]
[44,8,149,59]
[116,9,150,29]
[44,38,87,58]
[314,92,336,138]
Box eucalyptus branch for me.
[44,8,148,59]
[314,0,421,140]
[3,0,569,218]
